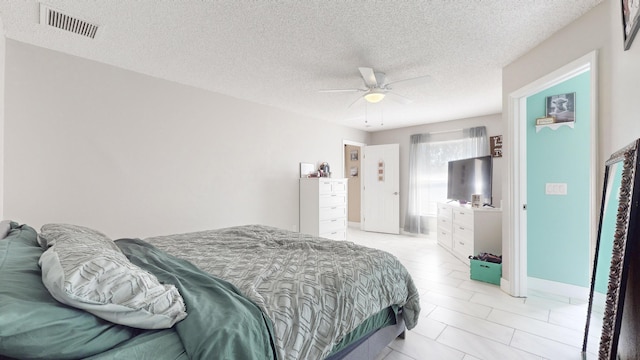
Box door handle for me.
[393,192,399,195]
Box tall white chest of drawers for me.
[300,178,348,241]
[436,202,502,264]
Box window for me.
[417,138,472,216]
[404,127,488,234]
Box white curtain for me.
[404,127,489,234]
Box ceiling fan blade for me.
[347,95,363,108]
[358,67,378,88]
[319,88,364,93]
[387,92,413,105]
[386,74,431,88]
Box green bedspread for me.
[0,224,277,360]
[115,238,278,360]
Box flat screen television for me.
[447,155,492,205]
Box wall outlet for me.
[545,183,568,195]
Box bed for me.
[0,222,420,360]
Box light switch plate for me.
[546,183,568,195]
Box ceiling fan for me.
[320,67,430,106]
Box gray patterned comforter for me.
[144,225,420,360]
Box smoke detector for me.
[39,3,99,39]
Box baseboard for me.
[527,276,589,301]
[500,277,511,295]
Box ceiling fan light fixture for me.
[364,90,385,103]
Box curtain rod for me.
[429,128,463,135]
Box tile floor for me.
[346,225,594,360]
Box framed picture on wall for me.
[546,93,576,123]
[622,0,640,50]
[490,135,503,158]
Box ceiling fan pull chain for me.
[365,102,368,125]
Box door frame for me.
[343,140,367,226]
[506,51,598,297]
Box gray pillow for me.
[0,220,12,239]
[39,223,187,329]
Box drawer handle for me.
[331,207,337,210]
[331,219,337,222]
[459,227,465,230]
[458,241,464,245]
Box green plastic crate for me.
[470,259,502,285]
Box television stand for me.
[436,202,502,264]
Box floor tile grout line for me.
[427,312,516,347]
[510,328,584,352]
[435,325,550,360]
[427,299,586,349]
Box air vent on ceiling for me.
[39,4,99,39]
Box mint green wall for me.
[526,71,591,287]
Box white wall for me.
[3,40,369,239]
[0,18,5,220]
[500,0,640,285]
[370,113,503,231]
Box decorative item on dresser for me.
[300,178,348,240]
[436,202,502,264]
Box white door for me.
[362,144,400,234]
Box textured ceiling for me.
[0,0,603,131]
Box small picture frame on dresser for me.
[300,162,315,178]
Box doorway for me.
[343,141,400,234]
[344,144,362,225]
[507,51,597,298]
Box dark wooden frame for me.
[622,0,640,50]
[583,139,640,359]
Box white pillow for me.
[38,224,187,329]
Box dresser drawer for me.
[453,209,473,229]
[319,180,334,194]
[319,206,346,220]
[319,194,347,207]
[319,179,347,194]
[453,223,473,239]
[331,180,347,193]
[437,216,452,229]
[437,204,452,219]
[320,229,347,241]
[319,218,347,232]
[453,234,473,258]
[437,227,452,249]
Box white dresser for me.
[300,178,348,240]
[436,202,502,264]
